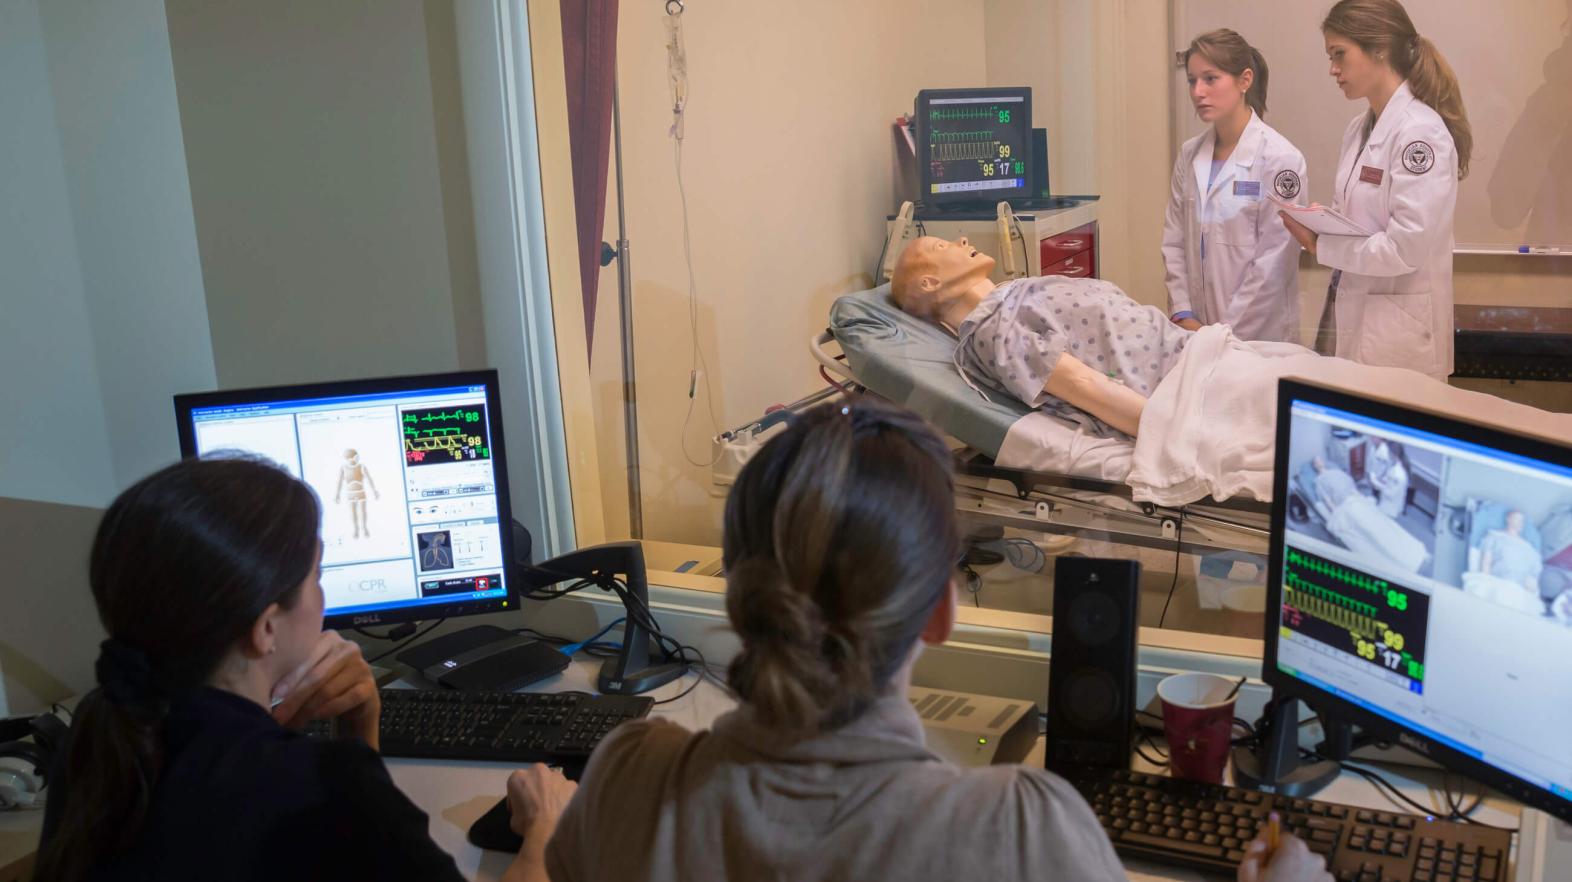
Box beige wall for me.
[0,499,104,714]
[586,1,990,546]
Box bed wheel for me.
[1287,494,1309,524]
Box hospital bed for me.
[810,284,1272,561]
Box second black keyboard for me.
[316,688,654,765]
[1069,768,1512,882]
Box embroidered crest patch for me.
[1273,169,1302,200]
[1402,140,1435,175]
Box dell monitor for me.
[916,87,1032,208]
[1265,379,1572,824]
[174,371,518,631]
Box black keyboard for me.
[1069,768,1512,882]
[308,688,653,765]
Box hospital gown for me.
[954,276,1193,433]
[1480,529,1543,588]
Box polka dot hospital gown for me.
[954,276,1193,435]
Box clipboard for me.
[1270,195,1373,237]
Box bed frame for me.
[810,328,1272,561]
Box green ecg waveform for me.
[1285,549,1389,594]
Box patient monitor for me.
[915,87,1032,209]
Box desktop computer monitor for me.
[174,371,518,631]
[915,87,1032,207]
[1266,379,1572,824]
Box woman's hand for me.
[1175,317,1203,332]
[500,766,577,882]
[1279,211,1318,257]
[271,630,380,748]
[1237,830,1332,882]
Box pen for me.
[1518,246,1563,255]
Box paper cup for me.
[1157,672,1238,784]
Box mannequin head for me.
[1506,510,1526,536]
[890,236,996,322]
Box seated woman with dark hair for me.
[511,398,1330,882]
[36,457,544,882]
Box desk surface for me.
[386,659,1523,882]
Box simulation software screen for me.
[1277,398,1572,808]
[186,383,508,619]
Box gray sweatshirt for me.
[546,692,1128,881]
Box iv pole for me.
[605,79,643,539]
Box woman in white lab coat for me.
[1367,438,1409,518]
[1162,29,1307,343]
[1280,0,1472,380]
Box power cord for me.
[366,619,446,665]
[1157,509,1187,628]
[354,622,417,642]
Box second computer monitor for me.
[1266,379,1572,824]
[173,371,517,630]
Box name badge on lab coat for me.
[1359,165,1384,185]
[1232,180,1261,198]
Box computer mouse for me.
[466,762,584,853]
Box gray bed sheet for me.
[829,285,1032,456]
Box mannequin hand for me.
[272,631,380,748]
[1279,212,1317,256]
[1175,317,1203,332]
[1238,830,1332,882]
[507,765,578,844]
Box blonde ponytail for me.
[1324,0,1472,178]
[1406,35,1472,178]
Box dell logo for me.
[352,614,382,625]
[1398,732,1431,755]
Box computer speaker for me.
[1045,557,1140,774]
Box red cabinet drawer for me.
[1039,222,1096,267]
[1043,249,1093,279]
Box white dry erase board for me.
[1171,0,1572,254]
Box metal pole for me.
[612,81,643,539]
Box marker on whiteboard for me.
[1518,245,1563,255]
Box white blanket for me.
[995,411,1133,480]
[1326,494,1428,575]
[1126,325,1572,506]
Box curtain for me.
[559,0,620,358]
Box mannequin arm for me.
[1043,352,1147,437]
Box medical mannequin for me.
[1366,439,1409,518]
[1163,29,1306,342]
[1481,510,1543,595]
[890,236,1184,437]
[1280,0,1469,379]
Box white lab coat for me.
[1318,82,1457,379]
[1162,112,1307,343]
[1367,441,1409,519]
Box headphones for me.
[0,711,68,811]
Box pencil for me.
[1267,813,1281,852]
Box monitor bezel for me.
[1266,378,1572,825]
[915,86,1033,207]
[173,369,519,630]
